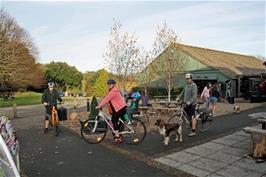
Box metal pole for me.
[13,103,17,118]
[87,99,90,112]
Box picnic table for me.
[243,112,266,160]
[139,106,179,131]
[248,112,266,129]
[153,95,175,101]
[156,100,179,108]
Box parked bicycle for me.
[80,110,146,144]
[167,101,213,132]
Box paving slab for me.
[215,165,262,177]
[205,151,243,163]
[206,174,223,177]
[211,137,240,146]
[232,131,250,137]
[165,151,201,164]
[220,146,249,157]
[199,142,226,151]
[184,145,217,157]
[155,157,183,168]
[222,134,249,142]
[189,158,228,173]
[231,140,250,150]
[176,164,211,177]
[233,158,266,173]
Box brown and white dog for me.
[154,119,182,145]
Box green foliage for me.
[89,96,99,119]
[82,71,99,96]
[83,71,99,86]
[93,69,109,97]
[44,62,83,91]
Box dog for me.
[154,119,182,145]
[234,105,240,113]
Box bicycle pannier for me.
[58,107,67,121]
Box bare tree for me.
[104,19,142,92]
[136,49,153,96]
[150,22,187,101]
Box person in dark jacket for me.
[42,82,63,136]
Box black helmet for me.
[107,79,116,85]
[48,82,55,87]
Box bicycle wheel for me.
[198,112,213,132]
[167,112,191,129]
[81,119,107,144]
[122,118,146,145]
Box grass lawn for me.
[0,92,42,107]
[0,92,90,107]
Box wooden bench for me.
[243,127,266,159]
[258,119,266,129]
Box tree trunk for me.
[250,133,266,159]
[144,87,148,96]
[167,74,171,101]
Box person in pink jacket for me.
[96,79,127,143]
[200,82,212,108]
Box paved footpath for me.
[155,125,266,177]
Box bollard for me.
[13,103,17,118]
[74,97,77,109]
[87,99,90,112]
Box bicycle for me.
[47,103,63,136]
[80,110,146,144]
[51,106,58,126]
[167,101,213,132]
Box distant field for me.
[0,92,42,107]
[0,92,90,107]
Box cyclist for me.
[177,73,198,137]
[42,82,63,136]
[96,79,127,143]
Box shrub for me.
[89,96,99,119]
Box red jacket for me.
[98,87,126,112]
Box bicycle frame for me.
[174,103,204,124]
[89,111,135,135]
[51,106,58,126]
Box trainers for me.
[114,136,122,144]
[188,131,196,137]
[43,128,48,134]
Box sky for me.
[1,0,265,72]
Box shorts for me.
[184,104,196,120]
[210,96,218,103]
[45,106,57,120]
